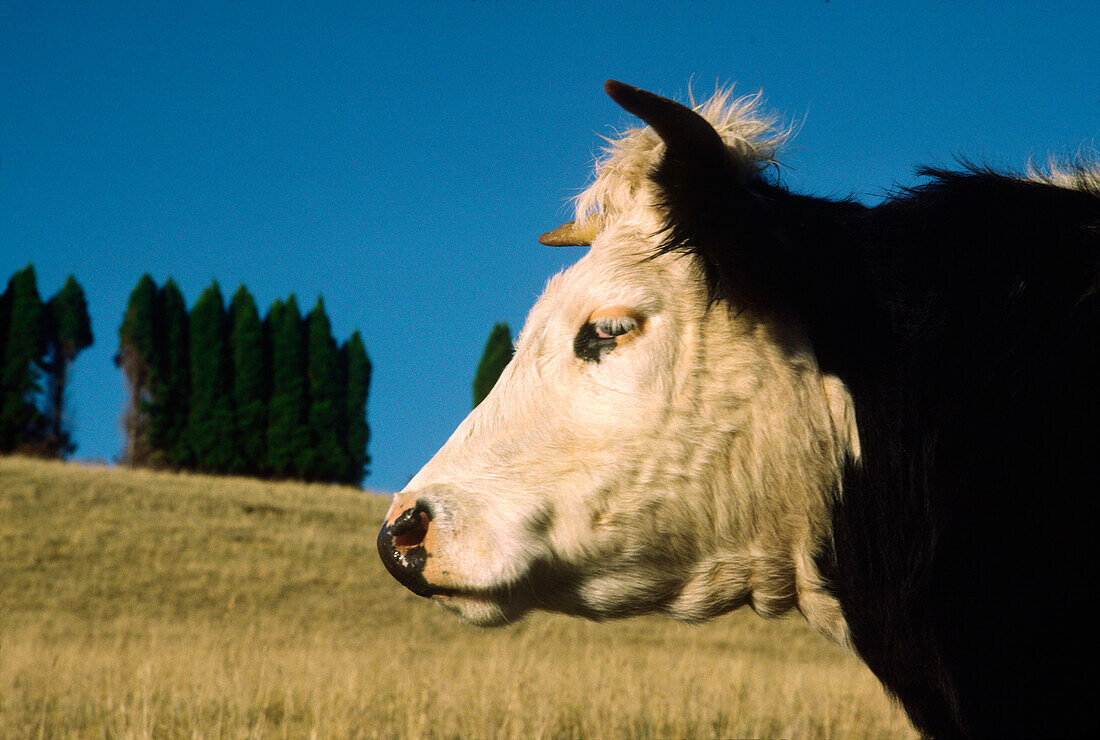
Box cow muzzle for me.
[377,496,435,597]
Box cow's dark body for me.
[818,173,1097,738]
[655,147,1099,736]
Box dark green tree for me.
[1,265,47,451]
[266,295,307,477]
[472,322,513,408]
[263,299,284,473]
[42,275,93,456]
[151,279,190,466]
[341,330,371,485]
[302,297,344,481]
[117,274,159,464]
[186,281,234,472]
[229,285,265,474]
[0,279,10,377]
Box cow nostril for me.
[392,510,429,549]
[388,500,432,551]
[378,500,435,598]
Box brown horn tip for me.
[538,220,598,247]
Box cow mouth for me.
[423,584,530,626]
[432,588,496,603]
[428,583,514,605]
[438,592,515,626]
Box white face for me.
[380,85,859,641]
[381,216,855,638]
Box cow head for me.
[378,82,860,645]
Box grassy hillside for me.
[0,456,915,738]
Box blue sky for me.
[2,1,1097,491]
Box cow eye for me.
[594,315,637,339]
[574,308,642,363]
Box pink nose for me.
[377,497,434,597]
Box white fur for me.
[387,90,856,644]
[1026,157,1100,194]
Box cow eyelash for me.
[593,316,637,339]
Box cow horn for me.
[604,80,727,164]
[538,219,601,247]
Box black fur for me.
[654,146,1100,735]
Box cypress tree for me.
[229,285,265,474]
[472,322,514,408]
[43,275,93,457]
[302,297,344,481]
[152,279,190,466]
[186,281,234,472]
[266,295,307,477]
[46,276,93,358]
[1,265,47,452]
[118,274,159,464]
[263,299,284,474]
[341,330,371,485]
[0,279,10,378]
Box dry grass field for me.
[0,456,916,738]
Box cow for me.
[378,81,1099,738]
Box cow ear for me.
[604,80,732,175]
[604,80,776,309]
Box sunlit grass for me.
[1,456,915,738]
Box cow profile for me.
[379,81,1099,737]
